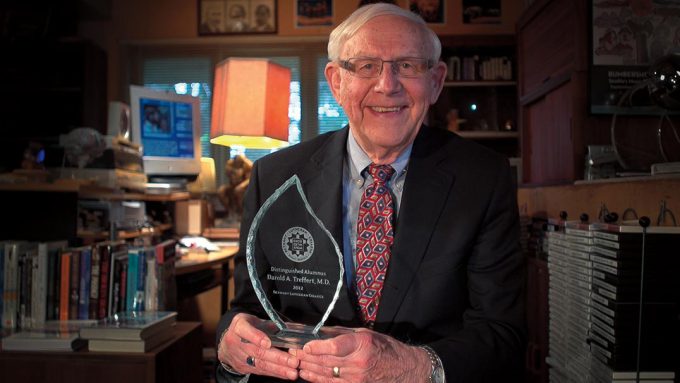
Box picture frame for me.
[296,0,333,28]
[198,0,277,35]
[409,0,445,24]
[589,0,680,114]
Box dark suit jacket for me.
[216,125,526,382]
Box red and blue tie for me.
[355,164,395,325]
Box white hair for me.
[327,3,441,62]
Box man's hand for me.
[290,327,431,383]
[217,313,300,380]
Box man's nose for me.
[374,62,402,93]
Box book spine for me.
[2,243,20,329]
[108,254,118,317]
[126,251,138,311]
[119,260,127,313]
[89,246,101,319]
[135,250,146,311]
[59,252,71,321]
[98,246,111,319]
[68,249,80,320]
[33,244,49,328]
[78,248,92,320]
[18,250,31,329]
[0,244,4,324]
[144,252,158,312]
[46,247,59,320]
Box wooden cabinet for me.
[517,0,611,185]
[0,322,202,383]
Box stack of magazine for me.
[1,322,87,351]
[79,311,177,353]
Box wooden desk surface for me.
[175,246,238,276]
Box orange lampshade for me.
[210,58,291,149]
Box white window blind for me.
[317,56,348,135]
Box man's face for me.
[325,15,446,159]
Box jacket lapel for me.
[374,127,457,332]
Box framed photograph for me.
[410,0,445,24]
[589,0,680,114]
[296,0,333,28]
[462,0,501,24]
[199,0,277,35]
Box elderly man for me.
[216,3,525,382]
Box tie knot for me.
[368,164,395,183]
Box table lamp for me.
[210,58,291,149]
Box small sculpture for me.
[218,154,253,220]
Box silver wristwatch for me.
[420,345,445,383]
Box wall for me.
[78,0,523,102]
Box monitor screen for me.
[129,85,201,180]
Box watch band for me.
[420,345,445,383]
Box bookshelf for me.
[0,322,202,383]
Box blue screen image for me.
[138,97,194,158]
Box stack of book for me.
[79,311,177,353]
[588,223,680,382]
[1,327,86,351]
[545,219,594,383]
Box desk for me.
[0,322,202,383]
[175,246,237,347]
[176,245,238,314]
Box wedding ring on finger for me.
[332,366,341,378]
[246,356,256,367]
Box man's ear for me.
[325,62,343,106]
[429,61,448,104]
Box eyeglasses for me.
[339,57,433,78]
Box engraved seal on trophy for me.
[281,227,315,263]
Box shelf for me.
[0,181,190,202]
[444,81,516,87]
[77,223,173,240]
[457,131,518,139]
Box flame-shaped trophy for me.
[246,175,349,349]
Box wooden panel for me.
[518,0,578,97]
[517,177,680,223]
[522,81,575,184]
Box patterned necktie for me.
[355,164,396,325]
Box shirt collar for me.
[347,127,411,179]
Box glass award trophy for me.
[246,175,347,349]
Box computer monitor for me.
[129,85,201,182]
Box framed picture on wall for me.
[198,0,277,35]
[590,0,680,114]
[296,0,333,27]
[410,0,445,24]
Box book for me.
[3,241,28,329]
[1,328,86,351]
[87,325,175,352]
[108,250,128,315]
[96,241,124,319]
[88,244,101,319]
[58,251,72,321]
[36,241,67,327]
[77,247,92,319]
[68,247,80,320]
[45,242,64,321]
[79,311,177,341]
